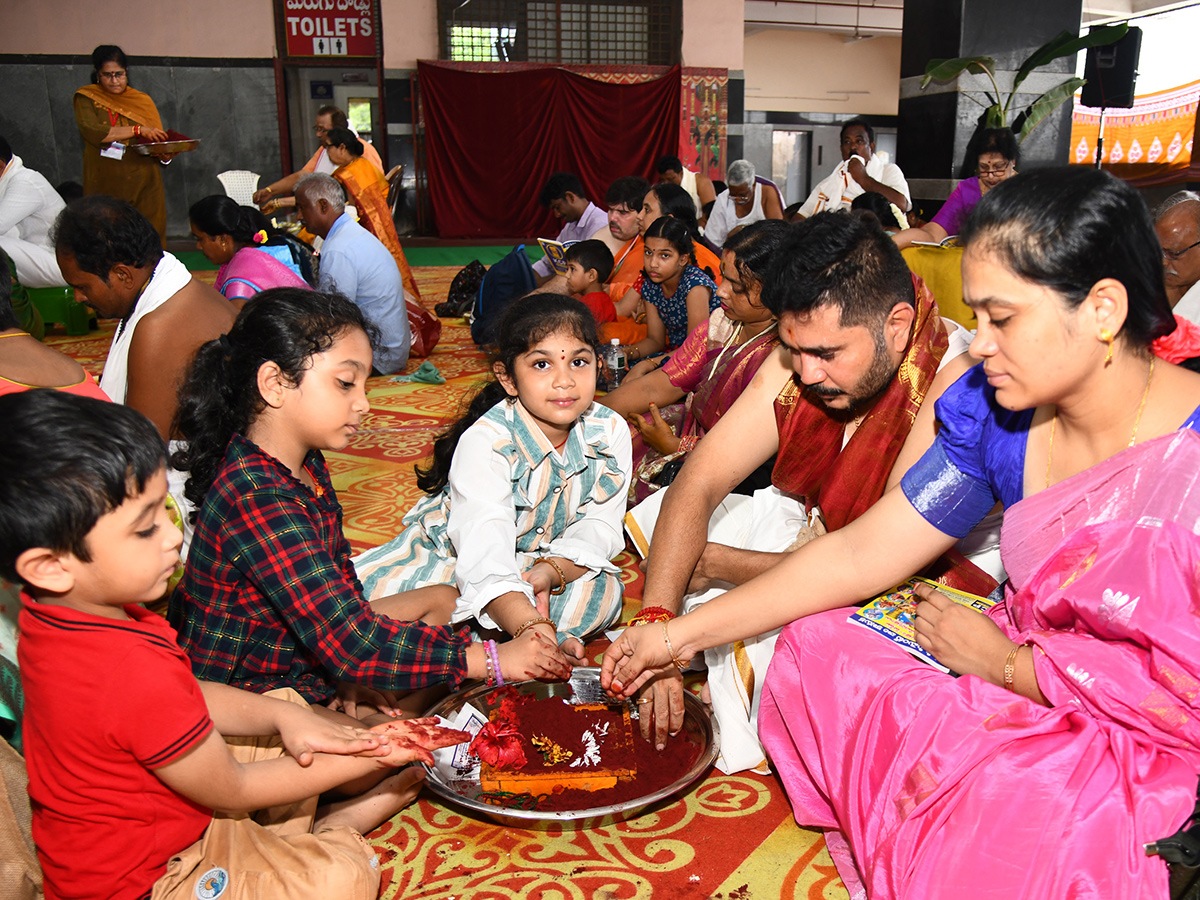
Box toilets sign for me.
[283,0,377,58]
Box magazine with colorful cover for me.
[537,238,578,275]
[848,577,998,672]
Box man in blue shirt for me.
[295,173,410,373]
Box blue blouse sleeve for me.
[901,364,1030,538]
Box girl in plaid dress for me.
[168,289,570,720]
[355,295,632,664]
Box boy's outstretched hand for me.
[371,718,472,766]
[276,703,393,767]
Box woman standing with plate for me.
[73,45,169,240]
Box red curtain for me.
[418,62,681,239]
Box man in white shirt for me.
[795,119,910,220]
[0,137,66,288]
[656,155,716,224]
[531,173,608,285]
[1155,191,1200,323]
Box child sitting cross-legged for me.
[353,295,632,665]
[168,289,570,719]
[1,390,472,900]
[563,238,616,326]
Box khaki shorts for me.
[150,689,381,900]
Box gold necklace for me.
[1045,356,1155,489]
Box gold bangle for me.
[1003,645,1021,691]
[541,557,567,595]
[662,621,686,672]
[512,616,556,640]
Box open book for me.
[910,235,960,248]
[848,577,997,672]
[537,238,578,275]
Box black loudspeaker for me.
[1081,26,1142,109]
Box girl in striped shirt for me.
[355,295,633,664]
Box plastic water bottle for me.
[605,339,627,389]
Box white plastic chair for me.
[216,170,261,207]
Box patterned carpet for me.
[46,264,847,900]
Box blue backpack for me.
[470,244,537,345]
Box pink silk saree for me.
[760,429,1200,899]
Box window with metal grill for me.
[438,0,680,65]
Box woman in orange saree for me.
[73,46,170,240]
[325,128,421,300]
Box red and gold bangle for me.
[629,606,675,626]
[133,125,141,139]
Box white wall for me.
[744,29,901,114]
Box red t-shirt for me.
[19,600,214,900]
[580,290,616,324]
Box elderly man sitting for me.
[294,173,410,374]
[1155,191,1200,323]
[703,160,784,248]
[0,136,66,288]
[251,105,383,210]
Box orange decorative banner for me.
[1071,80,1199,186]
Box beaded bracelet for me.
[629,606,675,626]
[485,639,504,686]
[483,648,496,687]
[662,622,686,672]
[513,616,556,640]
[541,557,567,595]
[1003,645,1021,692]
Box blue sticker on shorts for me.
[195,867,229,900]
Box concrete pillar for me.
[897,0,1084,212]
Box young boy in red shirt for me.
[564,239,617,326]
[1,391,467,900]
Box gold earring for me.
[1100,328,1114,365]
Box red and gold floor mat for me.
[47,265,847,900]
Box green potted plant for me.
[921,23,1128,142]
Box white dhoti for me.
[629,485,808,774]
[0,235,64,288]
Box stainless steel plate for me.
[132,139,200,156]
[421,667,719,827]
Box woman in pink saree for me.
[602,167,1200,898]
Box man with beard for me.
[629,211,996,774]
[532,175,649,308]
